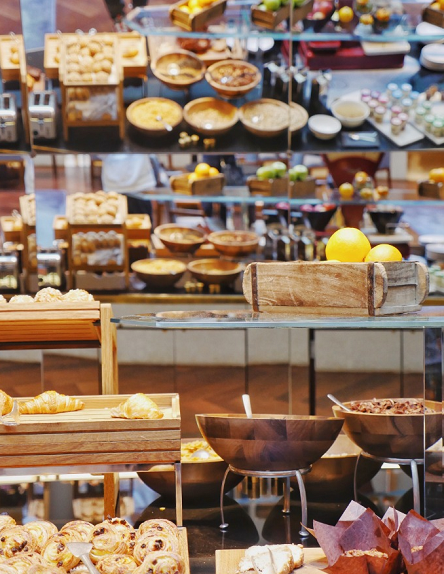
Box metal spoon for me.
[156,115,173,132]
[67,542,100,574]
[349,133,377,142]
[327,393,353,413]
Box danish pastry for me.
[96,553,138,574]
[133,533,179,566]
[60,520,94,542]
[0,391,13,417]
[111,394,163,420]
[41,532,81,571]
[133,551,184,574]
[0,526,34,558]
[90,522,127,564]
[23,521,57,553]
[0,515,16,532]
[137,520,177,539]
[2,553,44,574]
[27,564,63,574]
[19,391,84,414]
[104,518,136,554]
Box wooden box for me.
[290,177,316,198]
[251,0,313,30]
[243,261,429,316]
[418,180,444,199]
[247,176,289,196]
[0,215,22,243]
[169,0,227,31]
[125,214,152,240]
[423,3,444,27]
[53,215,68,241]
[0,35,24,82]
[170,173,225,196]
[117,32,149,78]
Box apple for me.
[272,161,287,178]
[291,164,309,181]
[314,204,327,212]
[264,0,281,11]
[293,0,306,7]
[257,166,277,180]
[257,3,268,9]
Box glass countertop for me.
[113,307,444,330]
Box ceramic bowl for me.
[331,99,370,128]
[308,114,341,140]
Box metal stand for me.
[219,465,311,537]
[174,462,183,527]
[353,452,423,514]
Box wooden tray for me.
[170,173,225,196]
[0,393,180,468]
[169,0,227,31]
[0,215,22,243]
[423,2,444,27]
[251,0,313,30]
[243,261,429,316]
[0,35,24,82]
[418,180,444,199]
[216,547,328,574]
[125,214,152,240]
[117,32,148,77]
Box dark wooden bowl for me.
[131,258,187,288]
[187,259,244,285]
[292,433,381,500]
[154,224,206,254]
[207,230,259,257]
[332,400,442,459]
[196,414,344,472]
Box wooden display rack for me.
[19,195,37,292]
[0,34,30,144]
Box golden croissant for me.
[111,393,163,420]
[0,390,13,416]
[19,391,84,414]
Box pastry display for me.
[96,553,138,573]
[64,36,116,85]
[4,290,94,305]
[110,394,163,420]
[19,391,85,415]
[69,191,123,225]
[0,390,13,416]
[66,87,118,122]
[72,231,123,267]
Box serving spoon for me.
[156,115,173,132]
[1,401,20,426]
[327,393,353,413]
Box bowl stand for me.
[354,453,423,514]
[219,465,311,537]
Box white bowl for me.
[331,99,370,128]
[308,114,342,140]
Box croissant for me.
[110,394,163,420]
[19,391,84,415]
[0,391,13,416]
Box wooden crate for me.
[216,548,327,574]
[251,0,313,29]
[117,32,148,77]
[423,3,444,27]
[247,176,289,196]
[125,214,152,240]
[0,215,22,243]
[290,177,316,198]
[53,215,68,241]
[243,261,429,316]
[0,35,24,82]
[170,173,225,196]
[418,180,444,199]
[169,0,227,31]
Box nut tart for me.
[0,391,13,417]
[42,532,82,571]
[96,553,138,574]
[23,522,58,553]
[110,394,163,420]
[59,521,94,542]
[19,391,84,415]
[133,533,179,566]
[133,551,185,574]
[137,520,177,539]
[90,523,127,564]
[0,527,34,558]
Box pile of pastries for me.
[72,231,123,267]
[70,191,123,225]
[64,35,115,85]
[0,288,95,305]
[0,515,184,574]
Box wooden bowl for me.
[239,99,290,138]
[292,433,381,500]
[290,101,309,134]
[131,258,187,288]
[196,414,344,472]
[137,440,243,503]
[332,400,442,459]
[207,230,260,257]
[126,97,183,136]
[151,51,206,90]
[154,224,206,254]
[205,60,261,99]
[187,259,244,285]
[183,97,238,136]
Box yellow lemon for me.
[188,0,202,9]
[364,244,402,262]
[195,162,211,177]
[188,173,198,183]
[338,182,354,199]
[338,6,354,22]
[208,167,219,177]
[180,4,191,12]
[325,227,371,262]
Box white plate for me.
[419,234,444,245]
[420,44,444,71]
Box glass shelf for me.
[113,307,444,330]
[125,1,439,43]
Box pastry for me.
[241,545,304,574]
[2,553,44,574]
[133,533,179,566]
[110,394,163,420]
[0,527,34,558]
[19,391,84,415]
[9,295,34,304]
[41,532,81,571]
[104,518,136,554]
[27,564,63,574]
[0,391,13,417]
[90,522,127,564]
[0,515,16,532]
[34,288,63,303]
[0,563,16,573]
[62,289,94,302]
[0,295,6,304]
[23,522,57,553]
[60,520,94,542]
[133,551,184,574]
[96,554,138,574]
[137,520,177,540]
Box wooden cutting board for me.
[216,547,328,574]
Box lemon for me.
[338,182,354,199]
[188,173,198,183]
[208,167,219,177]
[338,5,354,22]
[188,0,202,9]
[195,162,211,177]
[180,4,191,12]
[325,227,371,262]
[364,244,402,262]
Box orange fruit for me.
[325,227,371,262]
[338,6,354,22]
[364,244,402,262]
[338,182,354,199]
[429,167,444,183]
[208,167,219,177]
[431,2,441,9]
[194,162,211,177]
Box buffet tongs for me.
[1,400,20,426]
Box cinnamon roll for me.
[0,516,15,533]
[23,522,57,553]
[41,532,81,571]
[133,552,184,574]
[90,522,127,564]
[133,533,179,566]
[137,520,177,539]
[59,521,94,542]
[0,527,34,558]
[96,554,138,574]
[104,518,136,554]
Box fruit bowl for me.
[187,259,244,285]
[207,230,260,257]
[154,224,206,253]
[301,203,337,232]
[332,399,442,459]
[131,258,187,288]
[206,60,261,99]
[151,50,206,90]
[196,413,344,472]
[367,205,404,234]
